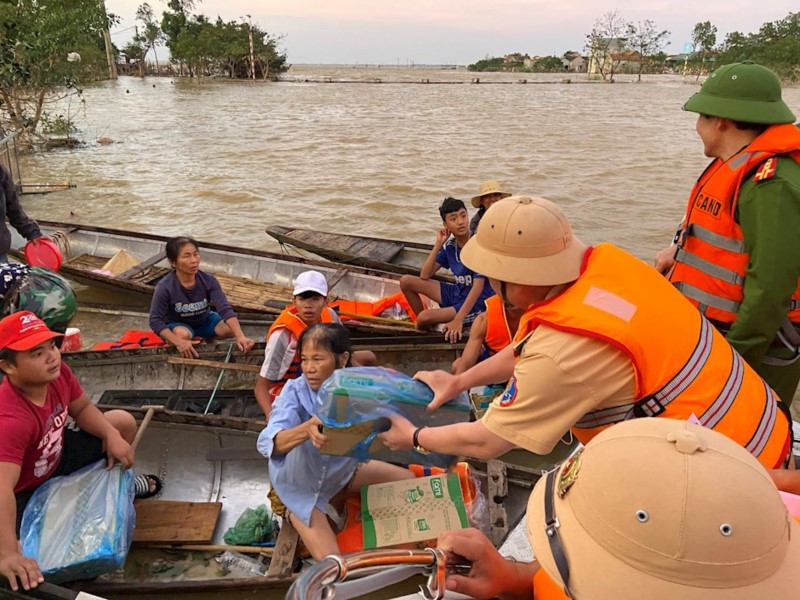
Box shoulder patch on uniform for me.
[498,376,518,407]
[753,158,777,182]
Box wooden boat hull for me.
[65,417,545,598]
[9,220,420,336]
[63,338,463,430]
[266,225,440,278]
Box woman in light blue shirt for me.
[257,323,413,560]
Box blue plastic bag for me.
[316,367,471,468]
[20,460,136,584]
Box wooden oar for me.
[131,405,162,452]
[336,310,419,329]
[264,299,419,329]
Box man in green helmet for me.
[655,61,800,408]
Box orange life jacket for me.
[265,306,338,403]
[90,329,166,351]
[482,295,513,357]
[513,243,789,469]
[669,123,800,325]
[533,568,570,600]
[331,292,418,321]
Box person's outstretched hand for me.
[414,370,463,411]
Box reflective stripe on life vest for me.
[516,243,789,468]
[575,317,715,427]
[669,123,800,325]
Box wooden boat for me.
[8,220,419,336]
[62,413,553,598]
[266,225,440,278]
[63,337,464,430]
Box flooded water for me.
[21,65,800,264]
[10,67,800,597]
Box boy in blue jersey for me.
[400,197,494,342]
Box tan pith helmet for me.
[461,196,586,286]
[528,418,800,599]
[470,180,512,208]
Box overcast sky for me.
[106,1,798,65]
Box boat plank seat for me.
[352,239,405,264]
[62,253,114,270]
[211,273,340,314]
[133,500,222,544]
[288,229,405,265]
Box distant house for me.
[562,55,587,73]
[587,37,626,80]
[504,53,525,64]
[611,49,642,72]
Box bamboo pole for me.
[98,0,117,80]
[166,357,261,373]
[137,543,273,555]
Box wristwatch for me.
[413,426,430,455]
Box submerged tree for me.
[691,21,717,80]
[585,10,629,81]
[135,3,163,73]
[626,20,670,81]
[160,1,287,78]
[0,0,111,144]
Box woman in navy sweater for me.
[149,237,255,358]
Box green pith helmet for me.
[0,267,76,334]
[683,61,796,125]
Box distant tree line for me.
[469,11,799,83]
[716,12,800,81]
[468,55,563,73]
[0,0,289,146]
[123,0,289,79]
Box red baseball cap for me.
[0,311,63,351]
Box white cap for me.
[292,271,328,296]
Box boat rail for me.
[286,548,449,600]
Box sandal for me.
[134,474,163,500]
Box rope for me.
[48,230,71,260]
[204,343,233,414]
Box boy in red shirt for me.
[0,312,146,592]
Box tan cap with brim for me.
[470,180,513,208]
[528,419,800,600]
[461,196,586,286]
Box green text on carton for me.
[361,473,468,549]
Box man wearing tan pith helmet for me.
[436,418,800,599]
[380,195,799,493]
